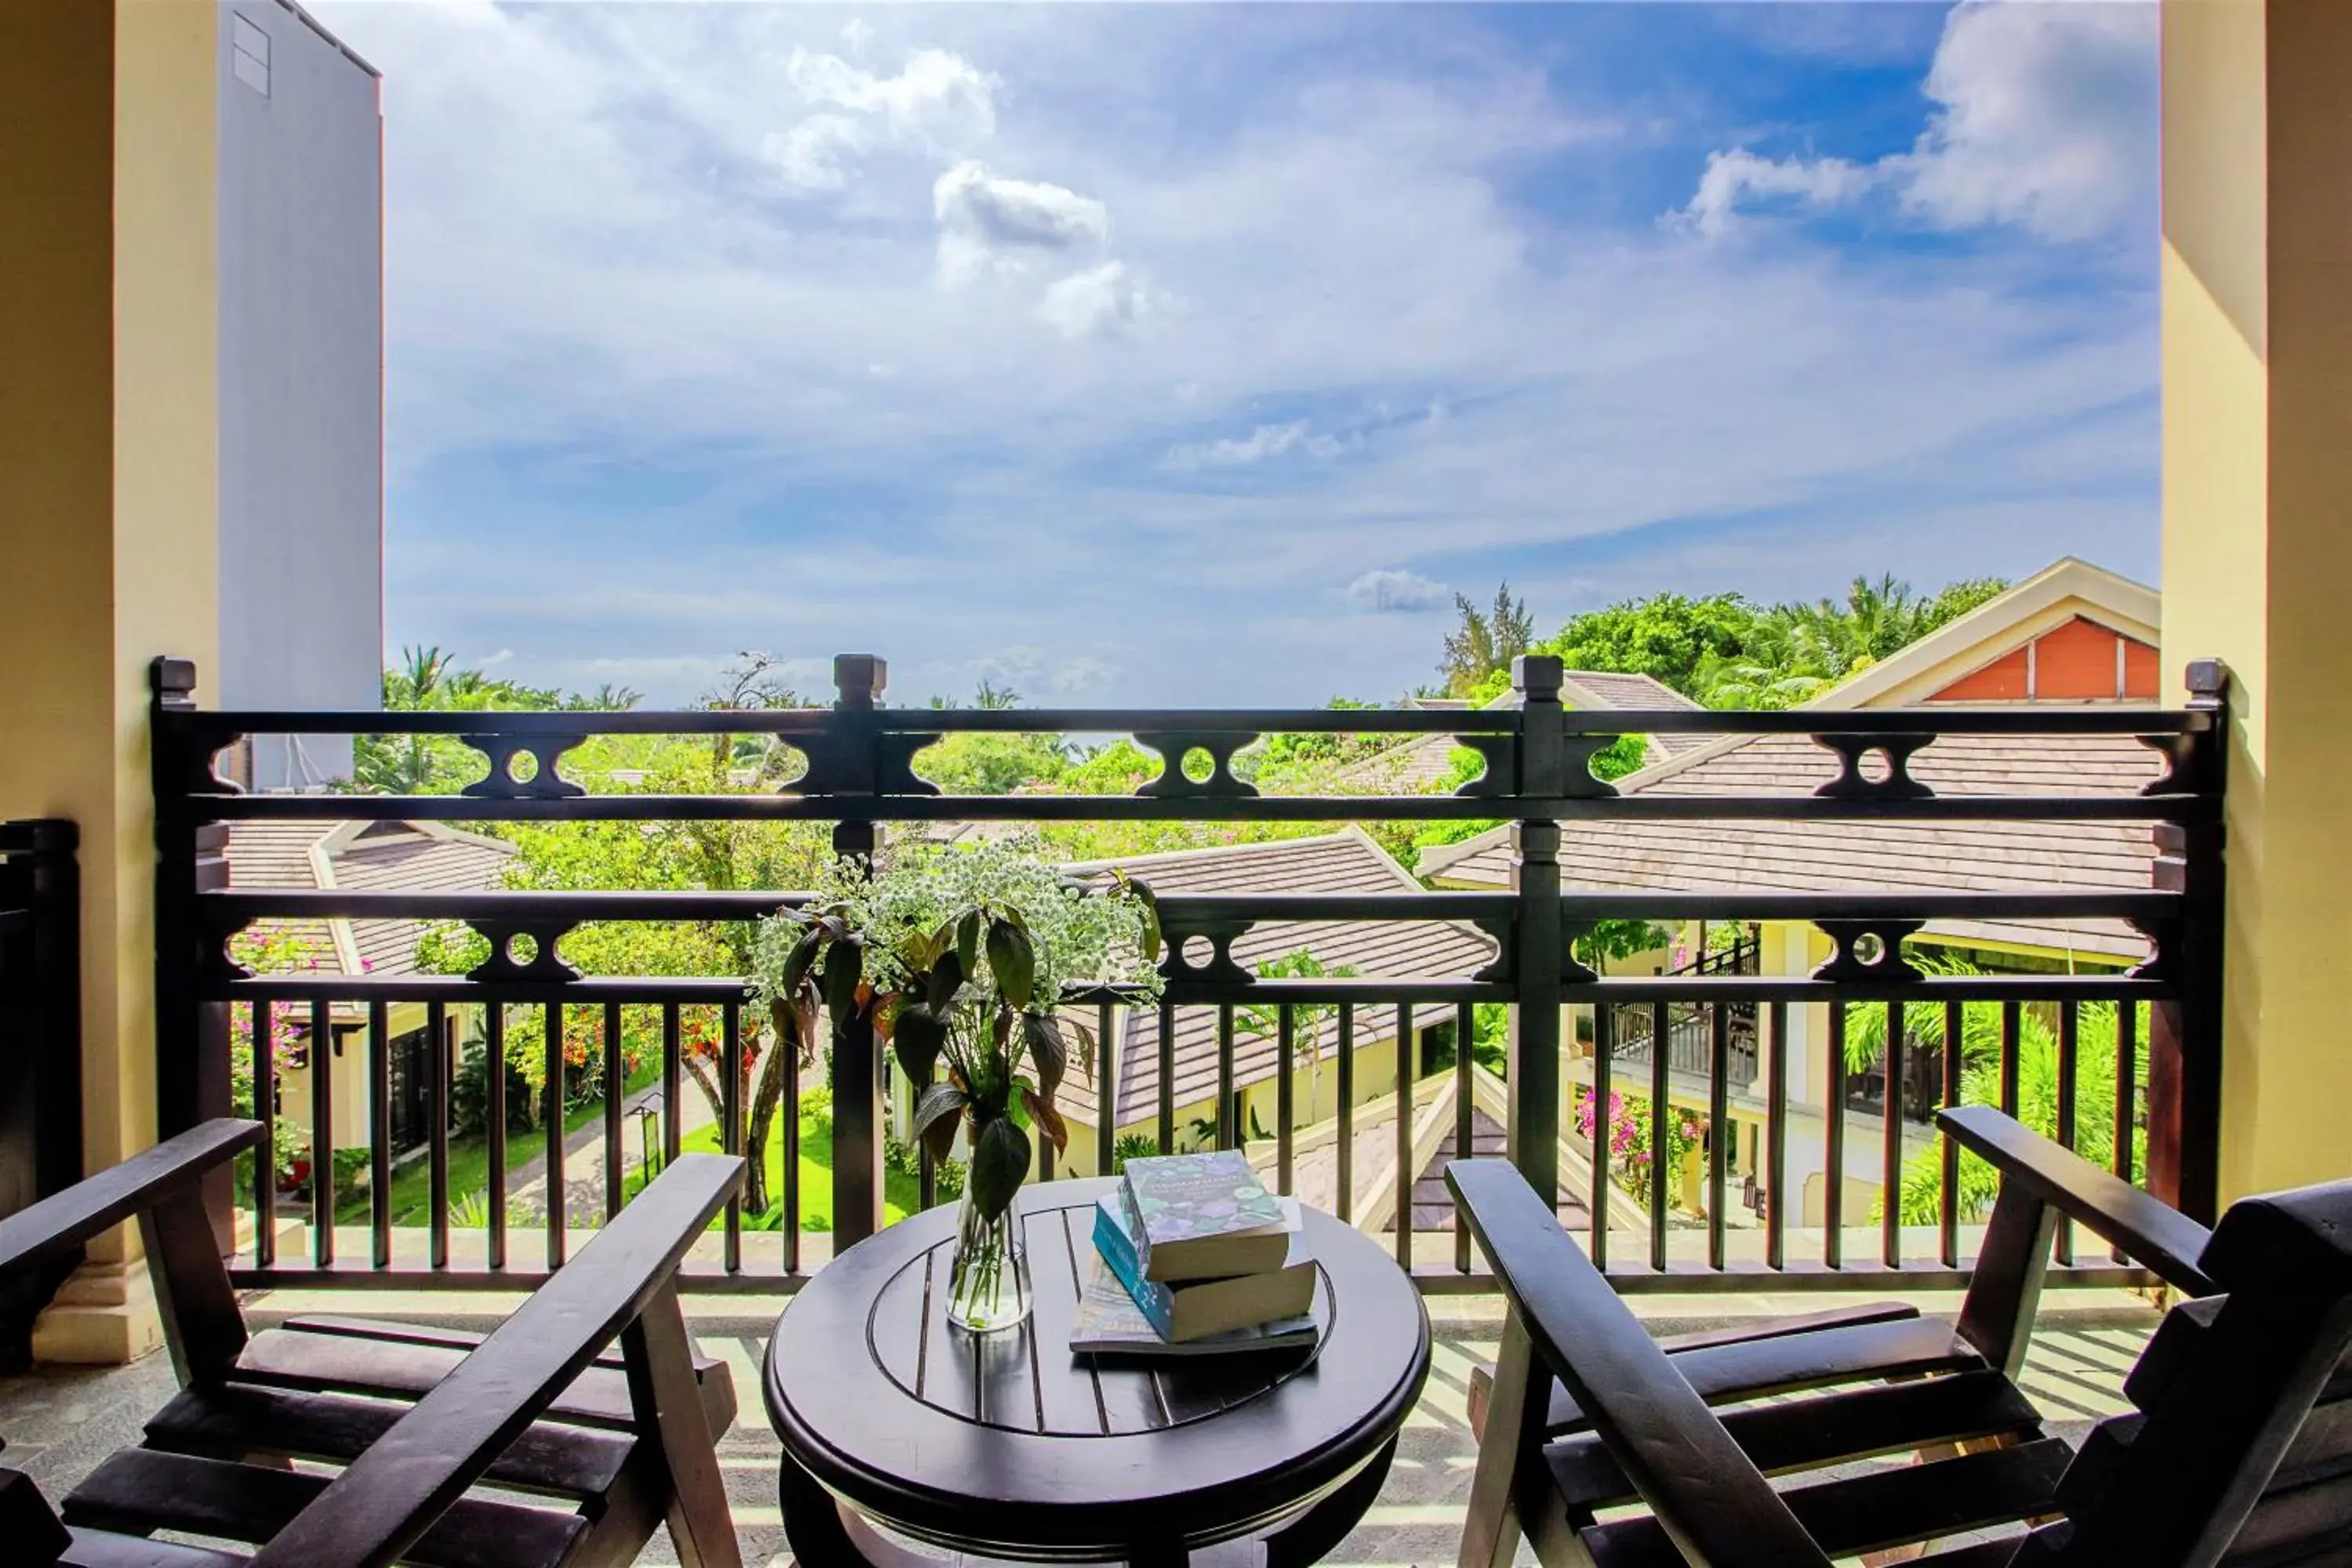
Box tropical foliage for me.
[1539,574,2009,710]
[1436,582,1536,698]
[1574,1087,1706,1209]
[354,644,641,794]
[1839,953,2146,1226]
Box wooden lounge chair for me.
[1450,1103,2352,1566]
[0,1118,748,1568]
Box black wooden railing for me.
[0,819,82,1361]
[149,654,2230,1294]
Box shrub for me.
[451,1039,535,1137]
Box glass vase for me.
[947,1181,1033,1334]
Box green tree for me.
[417,738,833,1217]
[355,648,576,793]
[1541,593,1758,697]
[917,731,1068,794]
[1438,583,1534,698]
[699,652,808,782]
[1236,949,1361,1073]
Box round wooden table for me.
[764,1178,1431,1566]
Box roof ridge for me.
[1062,828,1357,874]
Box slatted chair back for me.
[2036,1178,2352,1567]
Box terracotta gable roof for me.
[1053,830,1497,1128]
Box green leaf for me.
[1120,873,1163,964]
[1022,1011,1069,1099]
[985,918,1035,1010]
[892,1001,946,1087]
[780,927,823,998]
[822,938,864,1019]
[912,1080,967,1167]
[956,910,982,979]
[1022,1087,1070,1156]
[924,949,964,1013]
[1066,1019,1098,1084]
[905,921,952,974]
[967,1116,1032,1222]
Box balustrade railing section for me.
[148,654,2228,1294]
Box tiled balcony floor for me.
[0,1288,2161,1566]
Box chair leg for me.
[622,1282,742,1568]
[1460,1312,1549,1568]
[1954,1185,2057,1381]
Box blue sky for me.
[311,1,2161,707]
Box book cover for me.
[1068,1260,1316,1358]
[1094,1195,1315,1341]
[1118,1151,1290,1282]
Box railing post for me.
[150,659,236,1250]
[1507,654,1563,1210]
[2148,658,2229,1225]
[0,820,82,1364]
[829,653,887,1248]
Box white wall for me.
[217,2,382,787]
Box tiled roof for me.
[225,820,515,978]
[1327,671,1705,796]
[223,822,340,969]
[1423,731,2162,960]
[1052,830,1497,1128]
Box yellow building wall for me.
[0,2,222,1363]
[274,1001,437,1155]
[2161,0,2352,1198]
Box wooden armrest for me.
[1448,1159,1832,1567]
[246,1152,746,1568]
[0,1121,261,1279]
[1938,1105,2216,1295]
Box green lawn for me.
[335,1063,660,1227]
[658,1109,922,1232]
[325,1077,927,1232]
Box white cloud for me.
[1346,570,1453,614]
[477,647,517,669]
[1036,261,1160,339]
[786,45,996,151]
[935,161,1110,285]
[1894,0,2158,241]
[1682,149,1875,238]
[303,2,2159,708]
[762,46,995,191]
[1160,420,1348,470]
[762,113,864,191]
[1681,1,2155,242]
[1051,656,1123,694]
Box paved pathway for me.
[507,1080,720,1224]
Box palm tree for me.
[1841,953,2145,1225]
[1236,949,1361,1117]
[385,644,451,710]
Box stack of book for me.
[1069,1150,1318,1357]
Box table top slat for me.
[869,1250,927,1402]
[918,1246,978,1421]
[1025,1203,1111,1437]
[975,1298,1040,1432]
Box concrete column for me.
[0,0,223,1361]
[2161,0,2352,1198]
